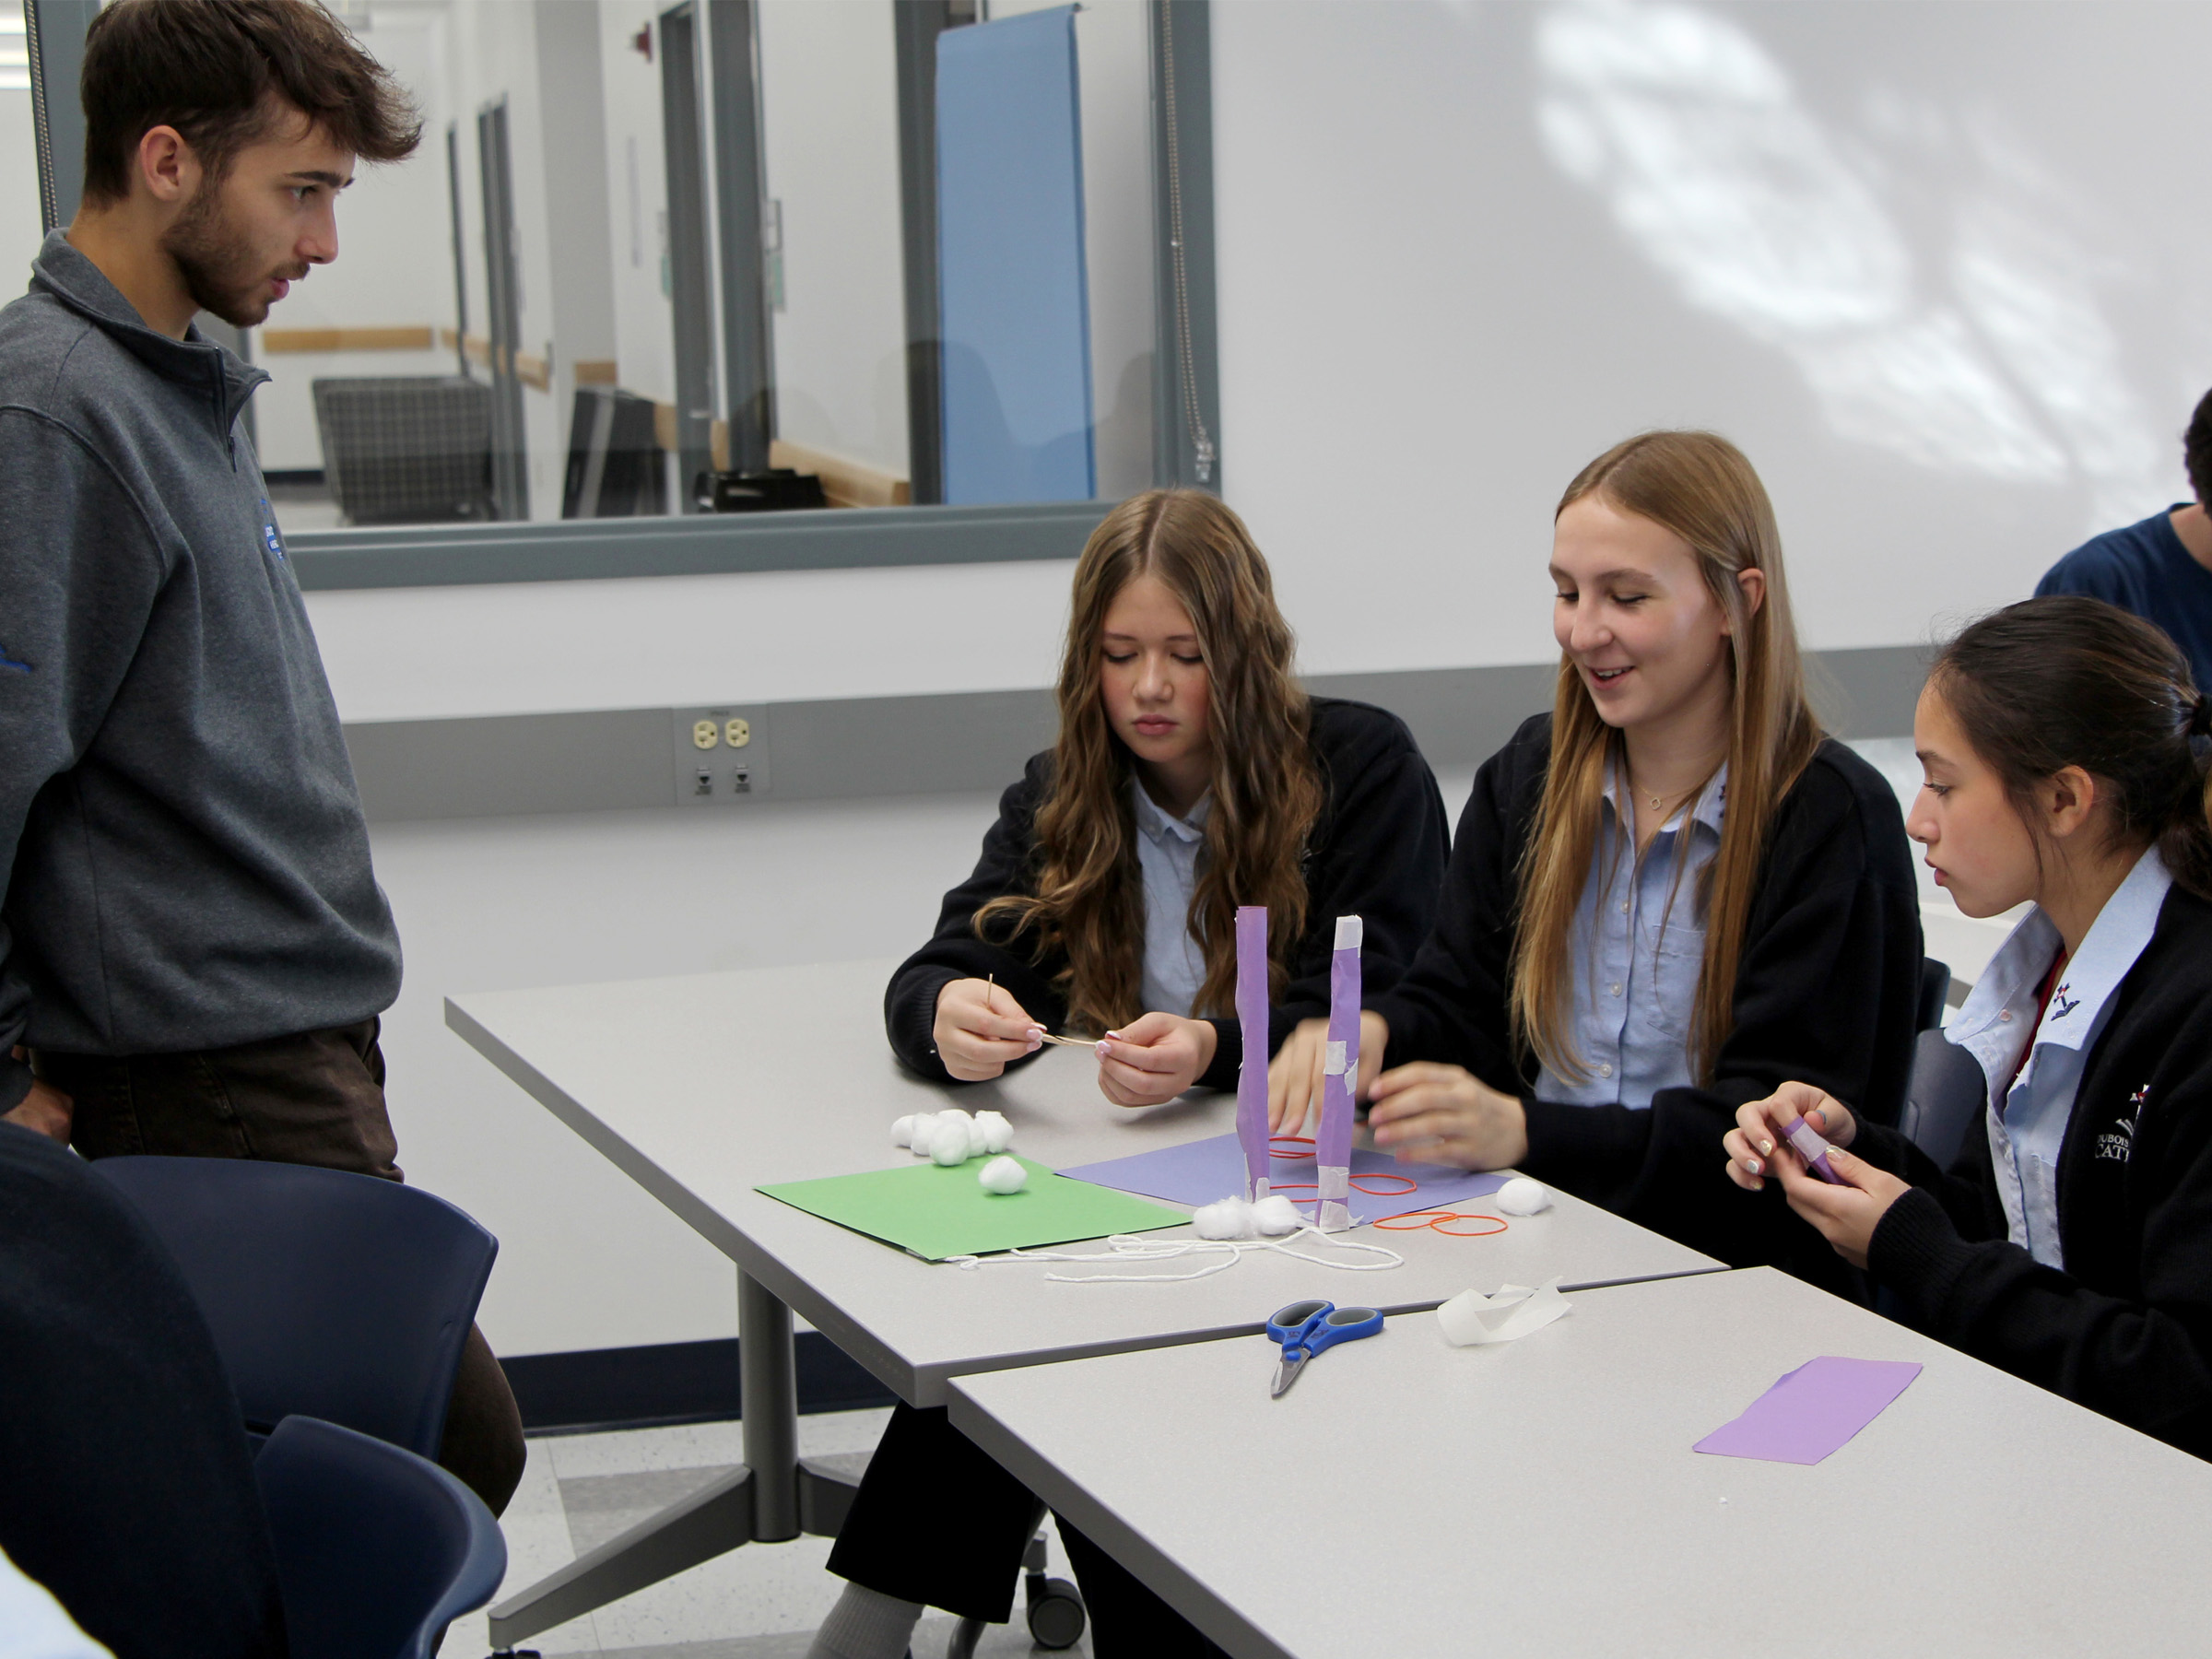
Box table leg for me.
[485,1267,863,1651]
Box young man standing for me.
[2038,388,2212,690]
[0,0,524,1513]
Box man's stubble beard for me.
[160,183,300,329]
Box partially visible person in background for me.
[2038,387,2212,690]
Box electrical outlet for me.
[671,705,771,806]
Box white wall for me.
[1211,0,2212,673]
[757,0,909,477]
[597,0,680,411]
[0,88,43,294]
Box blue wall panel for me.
[936,7,1096,505]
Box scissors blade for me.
[1271,1352,1306,1398]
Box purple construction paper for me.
[1235,906,1270,1201]
[1693,1357,1924,1465]
[1317,923,1359,1230]
[1060,1132,1511,1225]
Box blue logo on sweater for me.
[0,641,28,673]
[259,498,286,561]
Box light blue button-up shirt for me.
[1538,764,1727,1109]
[1132,778,1210,1018]
[1944,846,2171,1268]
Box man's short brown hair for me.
[80,0,420,206]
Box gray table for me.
[449,958,1721,1647]
[951,1265,2212,1659]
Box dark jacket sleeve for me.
[1376,725,1924,1268]
[0,415,166,1109]
[1194,701,1450,1090]
[1857,994,2212,1458]
[883,755,1073,1083]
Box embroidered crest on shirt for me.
[2095,1085,2148,1163]
[2049,983,2080,1021]
[259,498,287,562]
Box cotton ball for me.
[978,1155,1028,1194]
[1250,1194,1301,1236]
[1496,1177,1551,1216]
[973,1111,1014,1155]
[1193,1196,1256,1240]
[908,1112,943,1157]
[891,1114,919,1148]
[931,1122,972,1167]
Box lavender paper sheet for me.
[1060,1132,1510,1225]
[1693,1357,1924,1465]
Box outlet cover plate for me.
[671,704,771,806]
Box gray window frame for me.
[23,0,1219,591]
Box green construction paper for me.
[757,1156,1187,1262]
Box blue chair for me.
[256,1415,505,1659]
[1898,1026,1989,1169]
[88,1158,497,1459]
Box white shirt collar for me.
[1132,775,1210,845]
[1950,845,2172,1058]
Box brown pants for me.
[34,1020,527,1517]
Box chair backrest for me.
[89,1158,496,1460]
[1897,1028,1989,1170]
[1917,957,1952,1034]
[255,1416,505,1659]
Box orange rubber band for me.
[1348,1173,1418,1196]
[1372,1209,1460,1230]
[1269,1136,1316,1160]
[1430,1214,1510,1237]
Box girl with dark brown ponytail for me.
[834,490,1450,1659]
[1729,595,2212,1457]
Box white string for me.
[943,1225,1404,1283]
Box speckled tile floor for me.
[449,1411,1090,1659]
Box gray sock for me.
[807,1582,925,1659]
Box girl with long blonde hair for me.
[1272,431,1923,1260]
[833,488,1449,1659]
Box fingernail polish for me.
[1744,1158,1761,1175]
[1759,1140,1773,1156]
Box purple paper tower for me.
[1235,904,1271,1202]
[1317,915,1361,1231]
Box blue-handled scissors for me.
[1267,1299,1383,1397]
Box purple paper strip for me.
[1060,1132,1510,1225]
[1317,920,1360,1230]
[1235,905,1270,1202]
[1693,1357,1924,1465]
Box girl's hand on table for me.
[933,978,1042,1081]
[1096,1014,1217,1107]
[1363,1062,1528,1171]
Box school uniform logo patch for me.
[2095,1086,2148,1163]
[2049,984,2080,1020]
[259,498,286,562]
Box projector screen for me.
[1215,0,2212,681]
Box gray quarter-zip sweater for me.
[0,231,401,1110]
